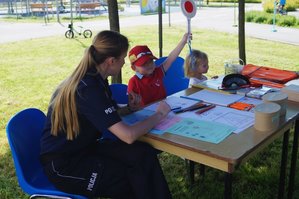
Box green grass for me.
[246,10,299,28]
[1,25,299,199]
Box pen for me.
[171,107,181,111]
[180,96,203,102]
[195,104,216,115]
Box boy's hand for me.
[128,91,141,111]
[156,101,171,117]
[183,32,192,44]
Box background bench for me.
[76,2,106,15]
[76,3,99,14]
[30,3,53,16]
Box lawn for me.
[0,25,299,199]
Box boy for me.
[128,33,190,109]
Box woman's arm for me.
[108,101,170,144]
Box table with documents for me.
[137,87,299,199]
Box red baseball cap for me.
[128,45,157,67]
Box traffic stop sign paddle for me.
[181,0,197,53]
[180,0,197,34]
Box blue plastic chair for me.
[155,56,190,96]
[109,83,128,104]
[101,83,129,141]
[6,108,87,199]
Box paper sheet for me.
[121,109,181,134]
[193,76,224,90]
[179,105,254,134]
[144,96,198,112]
[122,109,155,125]
[166,118,235,144]
[185,89,244,106]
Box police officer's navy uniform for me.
[40,67,172,199]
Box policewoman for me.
[40,30,172,199]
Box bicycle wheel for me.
[58,5,65,13]
[65,30,74,39]
[83,29,92,38]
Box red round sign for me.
[181,0,197,18]
[184,1,193,13]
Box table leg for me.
[186,159,195,185]
[224,173,232,199]
[200,164,205,178]
[278,129,290,199]
[288,119,299,199]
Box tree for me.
[238,0,246,65]
[107,0,122,83]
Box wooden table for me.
[140,88,299,198]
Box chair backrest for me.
[109,83,128,104]
[103,83,129,141]
[6,108,87,199]
[155,56,190,96]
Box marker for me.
[195,104,216,114]
[180,95,203,102]
[173,103,206,114]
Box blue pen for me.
[171,106,182,111]
[180,96,203,102]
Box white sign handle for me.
[187,18,191,43]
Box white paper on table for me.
[186,89,244,106]
[179,105,254,134]
[238,97,263,106]
[144,96,198,112]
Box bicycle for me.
[65,23,92,39]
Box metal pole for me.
[158,0,163,57]
[272,0,277,32]
[168,0,171,27]
[56,0,61,23]
[233,0,237,27]
[70,0,73,24]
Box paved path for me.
[0,4,299,45]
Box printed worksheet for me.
[166,118,236,144]
[122,109,181,134]
[122,109,155,125]
[179,105,254,134]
